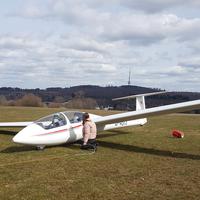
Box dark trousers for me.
[81,139,97,150]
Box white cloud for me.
[101,13,200,44]
[0,34,119,87]
[0,0,200,91]
[178,57,200,71]
[14,0,200,18]
[162,65,188,75]
[13,1,200,45]
[119,0,200,13]
[0,36,38,49]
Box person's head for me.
[83,112,90,122]
[74,115,80,122]
[53,115,59,122]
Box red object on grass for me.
[172,130,184,138]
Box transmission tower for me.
[128,68,131,85]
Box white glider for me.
[0,92,200,150]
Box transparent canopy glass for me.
[35,111,83,130]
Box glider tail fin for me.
[113,91,166,111]
[136,95,146,111]
[99,92,166,131]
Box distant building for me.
[103,106,114,111]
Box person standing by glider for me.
[81,113,97,151]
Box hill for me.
[0,85,200,112]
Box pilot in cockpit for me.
[51,114,65,128]
[73,115,81,123]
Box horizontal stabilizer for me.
[112,91,166,101]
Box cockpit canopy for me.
[36,111,83,130]
[63,111,83,123]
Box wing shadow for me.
[0,130,17,135]
[97,130,130,139]
[1,146,36,153]
[2,129,199,160]
[98,140,200,160]
[1,142,81,153]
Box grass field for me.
[0,106,200,200]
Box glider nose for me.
[12,130,29,144]
[12,134,23,143]
[12,123,37,144]
[12,123,45,145]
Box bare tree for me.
[54,96,65,103]
[0,95,7,106]
[65,97,98,109]
[16,93,43,107]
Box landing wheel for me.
[36,146,45,150]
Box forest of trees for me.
[0,85,199,112]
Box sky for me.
[0,0,200,92]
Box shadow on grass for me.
[98,140,200,160]
[1,145,36,153]
[0,130,17,135]
[0,130,150,153]
[98,130,130,139]
[1,141,81,153]
[2,130,198,161]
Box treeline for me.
[0,93,98,109]
[0,94,43,107]
[0,85,199,112]
[0,85,158,102]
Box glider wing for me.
[0,122,32,127]
[94,100,200,126]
